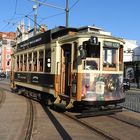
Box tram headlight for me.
[107,79,116,92]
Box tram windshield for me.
[82,38,100,70]
[81,38,121,71]
[103,48,117,68]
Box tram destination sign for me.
[104,41,120,48]
[17,30,51,51]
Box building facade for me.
[123,39,140,87]
[0,32,15,76]
[123,39,140,62]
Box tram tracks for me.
[38,104,118,139]
[108,113,140,128]
[19,97,36,140]
[63,111,118,140]
[61,109,140,140]
[0,89,6,109]
[1,82,140,139]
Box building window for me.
[7,54,11,59]
[2,40,7,44]
[7,61,10,66]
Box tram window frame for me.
[20,55,23,71]
[24,54,27,71]
[28,53,32,71]
[17,56,19,71]
[73,42,77,70]
[119,45,123,71]
[103,47,117,70]
[45,49,51,73]
[33,51,37,71]
[39,50,44,72]
[82,41,100,70]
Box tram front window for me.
[82,39,100,70]
[103,48,117,68]
[84,59,98,70]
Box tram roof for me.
[16,25,124,51]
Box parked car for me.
[0,72,6,79]
[123,78,130,91]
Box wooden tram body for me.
[11,26,125,109]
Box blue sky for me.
[0,0,140,44]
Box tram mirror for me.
[78,45,86,59]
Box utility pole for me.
[65,0,69,28]
[33,1,38,35]
[29,0,69,28]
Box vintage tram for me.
[10,26,125,109]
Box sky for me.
[0,0,140,45]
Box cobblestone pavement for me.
[121,88,140,112]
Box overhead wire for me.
[0,0,19,31]
[0,0,81,32]
[69,0,80,11]
[38,0,80,25]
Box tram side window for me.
[73,42,77,70]
[103,48,117,68]
[39,51,44,72]
[24,54,27,71]
[28,53,32,71]
[119,45,123,70]
[20,55,23,71]
[45,49,51,72]
[33,52,37,71]
[17,56,19,71]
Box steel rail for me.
[63,112,120,140]
[108,114,140,128]
[25,99,34,140]
[0,89,6,109]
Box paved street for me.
[0,79,140,140]
[0,90,27,140]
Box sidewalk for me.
[130,87,140,91]
[0,78,10,84]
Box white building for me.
[133,46,140,61]
[123,39,139,62]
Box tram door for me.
[61,44,72,96]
